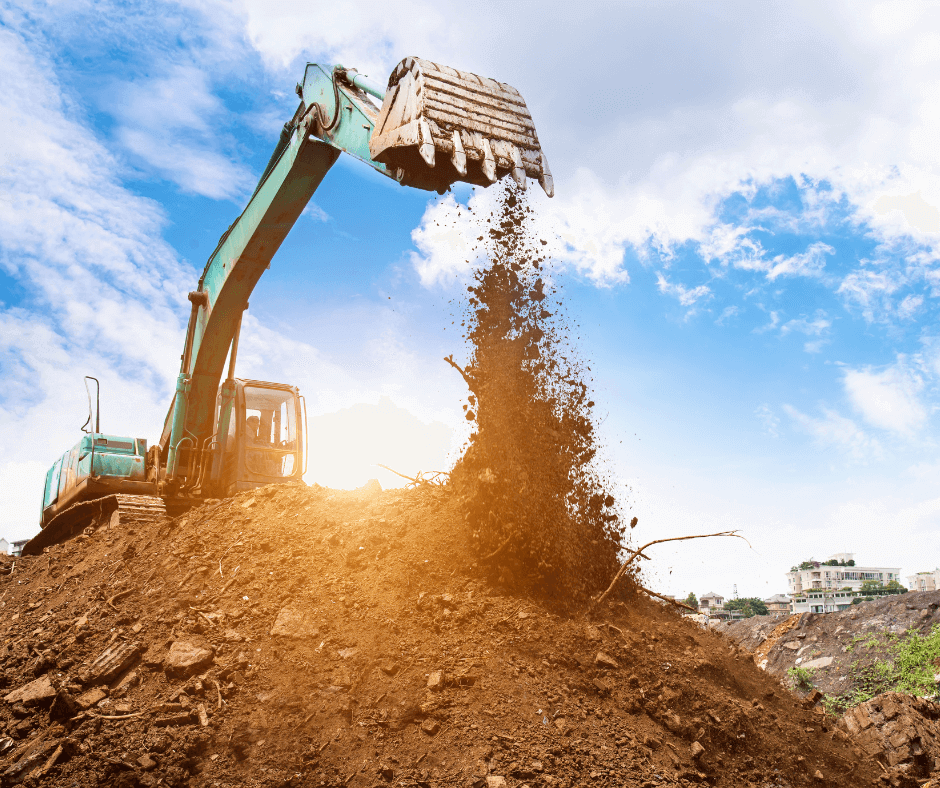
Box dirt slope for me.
[0,482,887,787]
[716,593,940,701]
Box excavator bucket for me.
[369,57,553,197]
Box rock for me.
[644,735,662,750]
[164,640,214,679]
[813,770,824,781]
[379,660,400,676]
[594,651,619,669]
[421,718,440,735]
[138,754,157,771]
[3,675,56,707]
[690,741,705,760]
[782,641,801,650]
[337,648,359,660]
[486,777,507,788]
[801,656,833,670]
[270,606,318,640]
[592,678,611,695]
[427,671,445,691]
[585,625,603,642]
[76,687,107,710]
[81,641,142,685]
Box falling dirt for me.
[447,184,628,605]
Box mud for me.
[447,184,627,604]
[0,483,888,787]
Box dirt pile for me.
[0,483,890,787]
[838,693,940,784]
[716,593,940,710]
[447,184,626,603]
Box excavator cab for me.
[218,379,305,495]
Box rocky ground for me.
[716,593,940,699]
[0,481,927,788]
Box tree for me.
[684,592,698,609]
[861,580,883,593]
[725,597,769,617]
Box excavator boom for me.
[32,55,551,553]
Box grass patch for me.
[823,623,940,715]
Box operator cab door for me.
[223,380,303,494]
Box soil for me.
[447,184,627,604]
[0,481,887,788]
[716,592,940,700]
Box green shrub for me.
[787,665,815,690]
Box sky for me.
[2,0,940,601]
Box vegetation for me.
[725,597,769,617]
[823,624,940,715]
[791,558,855,570]
[684,592,698,609]
[788,665,815,690]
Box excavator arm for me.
[158,57,552,496]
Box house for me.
[764,593,791,615]
[0,539,9,556]
[10,540,28,558]
[699,592,724,613]
[786,553,901,597]
[907,569,940,593]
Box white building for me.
[908,569,940,593]
[786,553,901,596]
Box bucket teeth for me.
[538,153,554,198]
[510,145,527,191]
[451,130,467,176]
[370,56,553,196]
[481,138,497,183]
[418,118,436,167]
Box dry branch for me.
[593,530,747,608]
[636,584,697,612]
[443,355,474,389]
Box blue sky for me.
[2,0,940,600]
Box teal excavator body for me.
[28,57,552,555]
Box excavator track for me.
[22,494,167,556]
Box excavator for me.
[27,57,552,556]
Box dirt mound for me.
[447,184,626,604]
[838,693,940,785]
[717,593,940,711]
[0,483,887,787]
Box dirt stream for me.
[0,482,888,788]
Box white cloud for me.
[105,64,256,200]
[766,242,834,281]
[655,273,712,308]
[780,313,831,337]
[755,404,780,438]
[783,404,881,460]
[843,357,927,436]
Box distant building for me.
[764,593,791,615]
[786,553,901,596]
[908,570,940,593]
[10,540,28,558]
[0,539,9,556]
[699,592,725,614]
